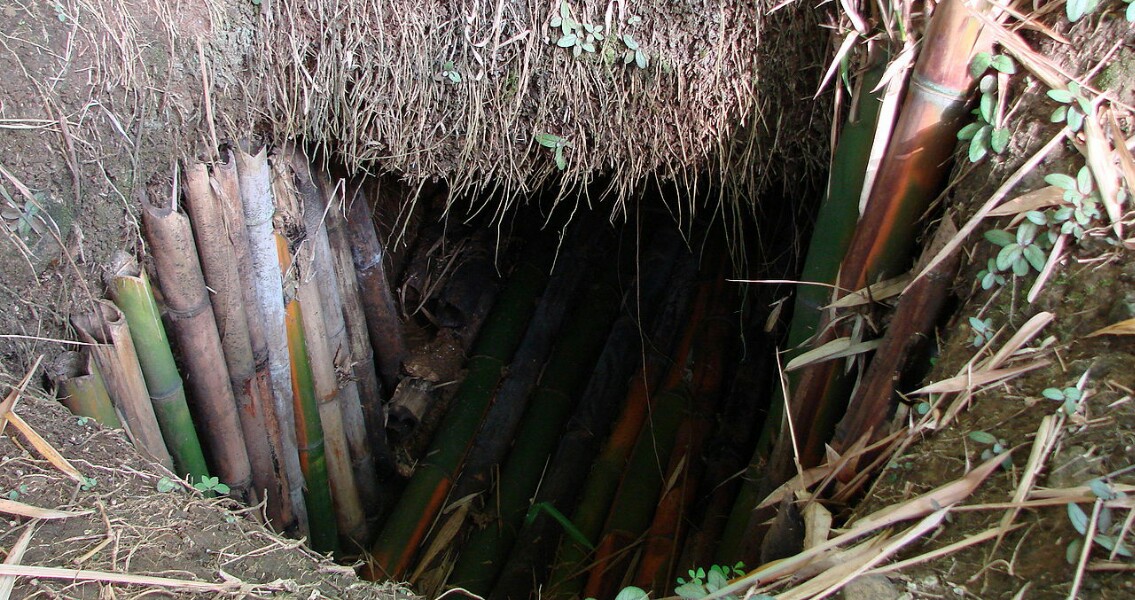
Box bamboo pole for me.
[273,156,367,549]
[182,162,286,526]
[287,150,388,524]
[319,171,396,481]
[71,301,173,469]
[546,268,712,599]
[139,185,254,503]
[367,235,556,580]
[278,232,340,554]
[107,253,209,482]
[233,145,309,537]
[51,352,121,428]
[491,227,692,600]
[447,242,625,594]
[343,179,407,391]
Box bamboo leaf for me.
[784,337,880,372]
[1088,318,1135,337]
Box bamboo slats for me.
[367,235,556,580]
[139,186,254,503]
[234,146,310,537]
[71,301,173,469]
[107,253,209,482]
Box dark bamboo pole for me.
[71,301,173,469]
[233,145,309,537]
[366,236,556,580]
[491,228,692,600]
[182,163,286,525]
[344,179,408,392]
[140,184,254,503]
[107,253,209,482]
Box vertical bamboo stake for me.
[274,156,367,548]
[139,185,254,503]
[343,179,407,391]
[107,253,209,482]
[71,301,173,470]
[287,151,388,520]
[234,145,309,536]
[278,233,340,554]
[52,352,121,428]
[320,172,395,481]
[182,162,290,529]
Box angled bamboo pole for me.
[319,171,395,481]
[52,352,121,428]
[107,253,208,482]
[183,161,290,528]
[343,178,408,392]
[286,149,387,524]
[233,145,309,537]
[278,232,340,554]
[273,155,367,549]
[491,227,692,600]
[447,242,624,595]
[71,301,173,469]
[367,235,556,580]
[140,185,254,503]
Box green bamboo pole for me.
[367,235,556,580]
[279,233,339,554]
[54,353,121,428]
[107,253,209,481]
[447,240,624,594]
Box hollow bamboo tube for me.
[182,162,290,528]
[287,150,387,523]
[447,241,624,595]
[273,156,367,549]
[107,253,209,482]
[233,145,309,537]
[53,352,121,428]
[367,236,556,580]
[343,179,408,391]
[546,271,712,599]
[139,187,254,503]
[491,227,690,600]
[71,301,173,469]
[319,171,395,480]
[278,232,340,554]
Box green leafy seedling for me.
[976,257,1007,290]
[439,60,462,84]
[6,484,28,500]
[968,316,995,348]
[968,431,1012,469]
[156,477,179,493]
[1047,81,1093,133]
[535,132,570,170]
[984,224,1046,277]
[1043,386,1083,415]
[1065,0,1101,22]
[194,475,230,495]
[1043,168,1102,240]
[675,563,747,600]
[621,34,648,69]
[80,477,97,491]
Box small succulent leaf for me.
[1066,538,1084,564]
[535,133,562,148]
[991,55,1016,74]
[1025,210,1048,225]
[554,147,567,170]
[969,430,999,445]
[636,49,648,69]
[1067,0,1088,22]
[623,33,639,50]
[957,122,982,140]
[1044,173,1077,191]
[1017,221,1038,245]
[1067,502,1089,534]
[1047,89,1074,104]
[582,42,595,53]
[979,74,997,94]
[551,15,562,27]
[573,44,582,57]
[557,33,577,47]
[1043,387,1066,401]
[1076,95,1093,115]
[1127,1,1135,22]
[1023,244,1046,272]
[990,128,1010,153]
[1076,166,1093,195]
[995,244,1020,271]
[613,586,649,600]
[1089,478,1116,500]
[984,229,1016,246]
[1051,106,1068,123]
[970,52,993,77]
[980,93,995,123]
[675,582,705,600]
[1067,107,1084,132]
[624,49,635,64]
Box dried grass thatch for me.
[259,0,830,217]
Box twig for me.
[0,564,254,592]
[1068,499,1102,600]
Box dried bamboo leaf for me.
[802,502,833,550]
[1083,110,1123,232]
[0,499,91,520]
[869,523,1023,576]
[0,522,34,600]
[984,312,1054,369]
[757,466,832,510]
[911,360,1049,395]
[826,274,911,308]
[4,412,85,484]
[784,338,880,372]
[0,564,245,592]
[0,356,40,435]
[986,186,1065,217]
[1088,318,1135,337]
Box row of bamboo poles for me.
[55,145,412,554]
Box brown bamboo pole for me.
[286,150,387,521]
[343,178,407,391]
[139,184,254,503]
[183,162,290,528]
[273,155,368,548]
[233,145,309,537]
[50,351,121,428]
[71,300,173,469]
[320,171,396,479]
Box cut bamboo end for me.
[49,352,121,429]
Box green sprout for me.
[439,60,462,84]
[1042,385,1084,415]
[621,34,648,69]
[968,316,995,348]
[193,476,230,495]
[984,223,1047,277]
[675,563,750,600]
[156,477,179,493]
[535,132,570,170]
[550,1,603,58]
[968,430,1012,469]
[1047,81,1093,133]
[958,53,1014,162]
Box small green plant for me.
[550,2,603,58]
[438,60,462,84]
[585,586,648,600]
[983,222,1047,277]
[976,257,1007,290]
[525,501,594,550]
[968,316,995,348]
[80,477,97,491]
[193,475,230,495]
[968,430,1012,468]
[535,132,570,170]
[6,484,28,500]
[1126,0,1135,22]
[1,195,43,241]
[621,34,648,69]
[1065,0,1101,22]
[1065,478,1132,562]
[1047,81,1093,133]
[1043,385,1084,415]
[1042,167,1103,240]
[675,563,749,600]
[958,53,1014,162]
[155,477,179,493]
